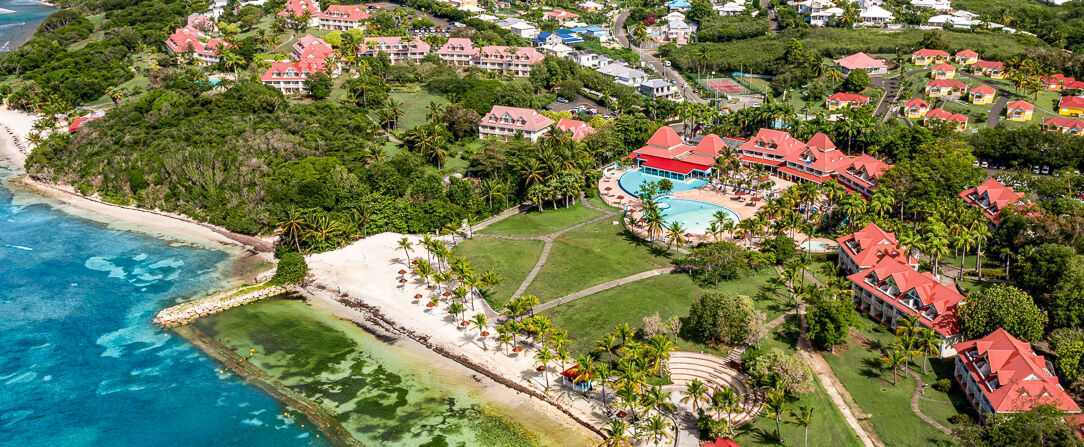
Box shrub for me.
[270,252,308,285]
[696,412,729,440]
[948,413,970,424]
[936,378,953,392]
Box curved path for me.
[534,267,675,312]
[906,370,953,435]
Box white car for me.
[664,60,671,67]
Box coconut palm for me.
[970,221,992,279]
[664,221,687,248]
[681,378,711,414]
[600,419,633,447]
[894,314,919,338]
[881,348,907,385]
[786,405,815,447]
[643,209,666,242]
[397,237,413,265]
[573,355,595,396]
[447,302,466,324]
[413,259,433,288]
[925,235,950,278]
[596,333,620,365]
[762,391,787,442]
[712,386,741,436]
[278,207,310,253]
[917,328,940,375]
[615,323,637,346]
[646,334,675,375]
[643,414,671,447]
[470,313,489,349]
[535,346,555,389]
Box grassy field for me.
[542,269,778,355]
[524,219,675,301]
[451,237,545,309]
[735,377,865,447]
[383,89,449,131]
[478,203,603,238]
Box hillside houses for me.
[315,4,371,30]
[358,37,431,64]
[165,24,229,65]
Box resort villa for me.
[1059,96,1084,116]
[954,49,978,65]
[646,12,697,45]
[278,0,322,27]
[315,4,371,30]
[543,9,579,22]
[833,52,888,75]
[970,84,996,105]
[959,178,1026,224]
[1043,74,1077,91]
[904,98,930,118]
[842,233,965,356]
[261,61,327,94]
[736,128,892,196]
[911,48,949,65]
[954,329,1081,419]
[554,118,596,141]
[926,79,968,97]
[931,63,957,79]
[292,34,334,62]
[973,60,1005,79]
[1043,117,1084,135]
[924,108,969,131]
[640,79,678,100]
[1005,100,1034,122]
[436,38,479,66]
[165,23,229,65]
[834,155,893,197]
[473,46,545,76]
[836,223,917,275]
[478,106,555,142]
[825,92,870,110]
[358,37,431,64]
[626,126,719,180]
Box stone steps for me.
[665,351,764,427]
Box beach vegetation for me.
[270,252,308,285]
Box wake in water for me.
[0,8,16,13]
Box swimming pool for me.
[618,169,708,197]
[658,197,740,234]
[801,241,828,251]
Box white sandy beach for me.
[0,105,36,169]
[305,232,606,441]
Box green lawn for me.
[381,89,449,131]
[524,219,674,301]
[734,378,865,447]
[821,328,960,447]
[451,237,545,309]
[478,202,603,238]
[586,194,621,212]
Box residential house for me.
[954,329,1081,418]
[315,4,370,30]
[925,79,967,97]
[277,0,321,26]
[835,155,892,197]
[825,92,869,110]
[509,21,540,39]
[478,106,555,141]
[1043,117,1084,135]
[859,5,894,25]
[973,60,1005,79]
[924,108,969,131]
[554,118,597,141]
[959,178,1026,224]
[954,49,979,65]
[436,38,478,66]
[164,25,229,65]
[793,0,835,14]
[597,64,648,87]
[835,223,915,275]
[903,98,930,118]
[847,255,965,356]
[910,0,952,11]
[833,52,887,75]
[564,25,610,41]
[626,127,718,180]
[1059,96,1084,116]
[261,61,326,94]
[970,84,996,105]
[1005,100,1034,122]
[931,63,956,79]
[358,36,431,64]
[535,30,583,45]
[472,46,545,76]
[666,0,691,10]
[1043,74,1076,91]
[640,79,677,100]
[810,7,843,26]
[715,0,746,15]
[646,12,697,45]
[544,9,579,22]
[911,48,948,65]
[539,42,574,58]
[579,0,605,11]
[446,0,479,8]
[929,14,973,28]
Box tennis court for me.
[705,79,744,94]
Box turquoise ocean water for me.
[0,166,326,446]
[0,0,56,52]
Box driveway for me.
[614,11,707,104]
[545,95,612,116]
[960,72,1011,127]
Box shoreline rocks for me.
[153,283,296,328]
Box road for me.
[960,71,1011,127]
[760,0,781,34]
[613,10,707,104]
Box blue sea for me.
[0,0,55,53]
[0,166,325,446]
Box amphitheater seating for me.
[666,351,764,427]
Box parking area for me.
[544,95,613,118]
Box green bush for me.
[936,378,953,392]
[696,412,729,440]
[948,413,970,424]
[270,252,308,285]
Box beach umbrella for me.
[460,321,470,327]
[413,293,423,300]
[399,278,408,284]
[426,301,437,308]
[513,346,523,353]
[735,191,746,196]
[398,269,407,275]
[480,331,490,337]
[536,365,547,372]
[684,233,694,238]
[751,197,762,202]
[443,291,452,297]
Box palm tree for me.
[447,302,466,324]
[925,235,950,278]
[646,334,675,375]
[681,378,711,414]
[712,386,741,436]
[278,208,310,253]
[881,348,907,385]
[664,220,687,248]
[643,414,671,447]
[762,391,787,442]
[397,237,413,265]
[786,406,815,447]
[643,209,666,242]
[615,323,637,346]
[894,314,919,338]
[595,362,614,406]
[600,419,633,447]
[917,328,940,375]
[470,313,489,349]
[970,221,991,279]
[596,333,620,365]
[535,346,554,390]
[413,259,433,288]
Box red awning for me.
[637,153,711,175]
[739,155,785,166]
[779,166,831,183]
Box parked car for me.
[556,97,570,103]
[664,60,671,67]
[981,161,988,168]
[1042,166,1050,175]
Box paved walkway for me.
[906,370,953,435]
[534,267,675,312]
[960,72,1011,127]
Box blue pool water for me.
[0,167,323,446]
[618,169,708,197]
[802,241,828,251]
[208,77,222,85]
[658,197,740,234]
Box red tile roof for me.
[904,98,930,109]
[739,154,785,166]
[260,61,326,81]
[554,118,596,141]
[737,128,807,160]
[1006,100,1034,111]
[974,60,1004,71]
[165,26,229,57]
[836,223,913,270]
[835,155,892,190]
[807,132,836,150]
[971,84,996,95]
[317,4,372,21]
[702,438,741,447]
[927,79,967,90]
[476,46,545,64]
[544,9,578,18]
[913,48,949,58]
[437,38,478,55]
[834,52,887,71]
[959,178,1025,223]
[956,49,978,58]
[1044,116,1084,131]
[1065,80,1084,90]
[646,125,684,149]
[1043,74,1076,85]
[932,63,956,73]
[639,154,707,174]
[278,0,320,17]
[779,166,832,183]
[848,256,963,337]
[694,134,726,157]
[359,36,432,54]
[480,106,555,132]
[827,92,869,103]
[1059,96,1084,109]
[926,108,968,123]
[954,328,1081,414]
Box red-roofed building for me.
[970,84,996,105]
[835,155,892,197]
[1058,96,1084,116]
[436,38,478,66]
[1043,116,1084,135]
[472,46,545,76]
[736,128,891,196]
[959,178,1027,224]
[358,36,431,64]
[931,63,957,79]
[973,60,1005,79]
[836,223,916,274]
[826,92,869,110]
[559,365,599,390]
[544,9,579,21]
[903,98,930,118]
[478,106,555,141]
[261,61,327,94]
[736,128,807,169]
[848,256,965,355]
[69,110,105,133]
[292,34,333,62]
[954,49,978,65]
[924,108,968,131]
[165,26,229,65]
[925,79,968,97]
[554,118,596,141]
[954,329,1081,418]
[911,48,948,65]
[833,52,887,75]
[1005,100,1034,122]
[627,126,714,180]
[316,4,371,30]
[779,132,849,183]
[1043,74,1076,91]
[701,437,741,447]
[1064,80,1084,92]
[278,0,321,26]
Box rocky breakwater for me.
[154,283,297,328]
